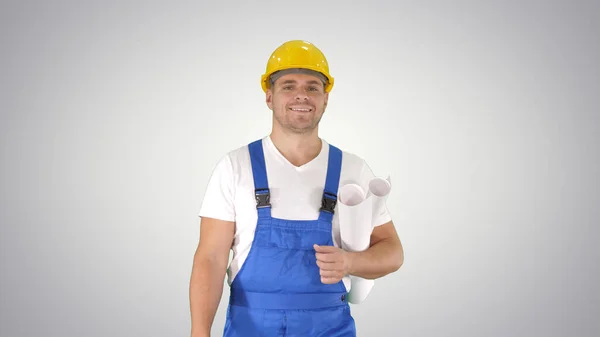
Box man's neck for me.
[269,128,322,167]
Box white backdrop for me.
[1,1,599,336]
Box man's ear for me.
[266,89,273,110]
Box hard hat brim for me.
[261,65,334,93]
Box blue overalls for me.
[223,139,357,337]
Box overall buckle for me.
[320,192,337,214]
[255,189,271,208]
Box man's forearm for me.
[189,257,227,336]
[346,237,403,279]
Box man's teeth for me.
[290,108,311,111]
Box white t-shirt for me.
[198,135,392,291]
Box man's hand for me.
[313,244,352,284]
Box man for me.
[189,40,404,337]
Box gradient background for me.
[1,0,599,336]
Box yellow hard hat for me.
[261,40,334,93]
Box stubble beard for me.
[274,108,324,134]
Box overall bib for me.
[223,139,357,337]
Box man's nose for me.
[295,90,309,101]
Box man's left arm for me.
[346,220,404,280]
[314,220,403,283]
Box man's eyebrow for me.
[280,79,321,85]
[277,79,323,87]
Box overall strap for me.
[248,139,271,219]
[319,144,343,223]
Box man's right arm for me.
[189,216,235,337]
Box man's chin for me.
[274,115,320,133]
[286,122,316,133]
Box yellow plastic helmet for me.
[261,40,334,93]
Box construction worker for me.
[190,40,404,337]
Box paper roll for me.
[337,176,393,304]
[338,183,373,304]
[338,184,372,252]
[339,184,365,207]
[348,276,374,304]
[368,176,392,227]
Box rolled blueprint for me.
[338,183,372,252]
[337,176,392,304]
[338,183,373,304]
[368,176,392,227]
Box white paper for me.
[338,175,392,304]
[368,176,392,227]
[338,183,372,251]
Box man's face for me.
[266,72,329,134]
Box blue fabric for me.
[223,139,357,336]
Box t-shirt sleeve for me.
[359,159,393,227]
[198,154,236,222]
